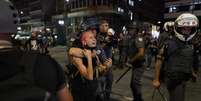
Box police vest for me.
[163,37,194,75]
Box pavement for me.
[49,46,201,101]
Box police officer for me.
[158,21,174,48]
[153,13,199,101]
[128,26,145,101]
[0,0,73,101]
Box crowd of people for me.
[0,0,201,101]
[12,30,57,54]
[66,12,201,101]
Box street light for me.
[58,20,65,25]
[17,27,22,30]
[20,11,23,14]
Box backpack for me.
[0,52,56,101]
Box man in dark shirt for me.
[128,28,145,101]
[158,21,174,48]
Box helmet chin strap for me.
[187,33,196,41]
[175,33,186,41]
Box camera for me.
[97,34,114,45]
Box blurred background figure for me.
[158,21,174,48]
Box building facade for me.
[165,0,201,20]
[51,0,136,47]
[11,0,63,32]
[63,0,130,34]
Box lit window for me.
[20,11,23,14]
[173,6,176,10]
[58,20,64,25]
[130,12,133,20]
[169,6,177,13]
[169,7,173,12]
[118,7,121,12]
[129,0,134,6]
[118,7,124,13]
[193,1,201,4]
[121,9,124,13]
[190,5,195,10]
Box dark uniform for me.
[159,36,199,101]
[129,35,145,101]
[158,31,173,49]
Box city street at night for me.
[50,46,201,101]
[1,0,201,101]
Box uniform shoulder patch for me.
[138,38,143,42]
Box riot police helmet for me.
[174,13,199,41]
[163,21,174,32]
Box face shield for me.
[174,13,199,41]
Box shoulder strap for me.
[19,52,38,84]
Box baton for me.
[158,88,168,101]
[115,63,133,84]
[152,88,156,101]
[152,88,168,101]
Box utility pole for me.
[191,0,195,14]
[64,0,69,36]
[64,0,70,51]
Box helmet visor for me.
[176,27,197,36]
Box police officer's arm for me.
[130,48,145,64]
[154,56,163,81]
[95,55,109,73]
[72,49,94,80]
[57,86,73,101]
[69,47,84,58]
[103,58,112,68]
[153,47,165,88]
